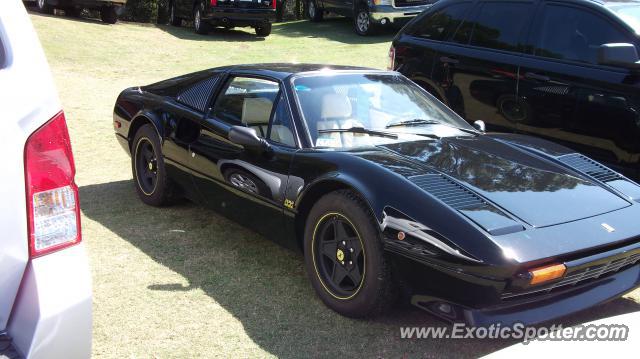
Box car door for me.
[164,74,221,201]
[398,1,475,101]
[189,74,299,245]
[430,0,535,132]
[518,2,640,171]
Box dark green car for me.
[31,0,126,24]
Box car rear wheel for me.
[194,3,211,34]
[255,23,272,37]
[100,6,118,24]
[354,6,375,36]
[307,0,323,22]
[303,190,397,317]
[132,124,174,206]
[37,0,54,14]
[169,2,182,26]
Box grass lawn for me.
[29,10,640,358]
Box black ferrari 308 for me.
[113,64,640,325]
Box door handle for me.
[440,56,459,64]
[525,72,550,82]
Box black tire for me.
[307,0,323,22]
[255,23,272,37]
[303,190,397,318]
[194,3,211,35]
[36,0,54,14]
[497,94,534,124]
[354,5,375,36]
[132,124,174,206]
[64,7,82,18]
[100,6,118,24]
[223,168,270,197]
[169,2,182,26]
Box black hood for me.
[381,136,631,228]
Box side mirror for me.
[598,43,640,69]
[228,126,270,151]
[473,120,486,132]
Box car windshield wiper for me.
[385,119,442,128]
[387,118,480,136]
[318,127,398,139]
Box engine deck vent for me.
[558,153,622,182]
[409,174,488,210]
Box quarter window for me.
[534,5,632,64]
[467,2,534,52]
[268,95,296,147]
[413,2,473,41]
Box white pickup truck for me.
[0,1,92,358]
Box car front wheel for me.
[354,6,375,36]
[132,124,174,206]
[303,190,397,317]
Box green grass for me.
[29,11,640,358]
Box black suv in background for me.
[169,0,276,36]
[307,0,436,35]
[391,0,640,176]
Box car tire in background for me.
[132,124,175,206]
[354,5,375,36]
[194,2,211,34]
[255,23,272,37]
[307,0,323,22]
[169,2,182,26]
[303,190,397,318]
[100,6,118,24]
[36,0,54,14]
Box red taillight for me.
[24,111,81,258]
[210,0,217,6]
[387,46,395,70]
[272,0,277,9]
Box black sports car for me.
[113,64,640,325]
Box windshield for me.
[292,72,475,148]
[610,4,640,33]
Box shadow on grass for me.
[156,17,395,44]
[80,180,640,358]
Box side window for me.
[534,5,633,64]
[412,2,473,41]
[467,2,534,52]
[212,77,279,137]
[268,95,296,147]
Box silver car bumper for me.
[369,4,431,23]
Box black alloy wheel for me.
[312,213,365,298]
[132,124,174,206]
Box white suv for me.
[0,1,92,358]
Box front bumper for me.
[6,244,92,358]
[369,4,431,24]
[204,8,276,27]
[407,240,640,326]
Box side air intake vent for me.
[409,174,488,210]
[558,153,622,182]
[177,76,218,112]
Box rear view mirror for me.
[598,43,640,69]
[228,126,271,152]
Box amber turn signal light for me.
[528,263,566,285]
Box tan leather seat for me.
[242,97,273,136]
